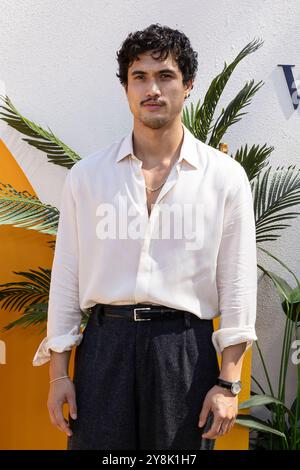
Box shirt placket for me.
[129,155,181,303]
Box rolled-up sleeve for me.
[212,166,258,355]
[32,168,83,366]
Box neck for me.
[132,117,184,169]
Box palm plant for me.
[0,94,83,330]
[0,181,59,234]
[0,95,81,168]
[235,257,300,449]
[0,267,51,333]
[181,38,300,449]
[1,40,300,446]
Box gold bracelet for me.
[49,375,70,384]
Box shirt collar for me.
[116,123,201,170]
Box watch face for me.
[231,381,242,395]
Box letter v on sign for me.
[278,64,300,110]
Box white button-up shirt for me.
[33,124,258,366]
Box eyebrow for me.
[131,68,177,76]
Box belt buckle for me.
[133,307,152,321]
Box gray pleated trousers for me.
[67,305,220,450]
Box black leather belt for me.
[91,303,192,322]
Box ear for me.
[184,79,194,95]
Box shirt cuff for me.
[211,327,258,355]
[32,326,83,366]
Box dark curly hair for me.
[116,23,198,88]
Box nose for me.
[146,80,161,97]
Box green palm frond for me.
[186,38,263,142]
[236,414,287,439]
[81,310,90,329]
[0,95,81,169]
[3,302,48,332]
[47,239,56,250]
[208,80,264,147]
[0,267,51,313]
[254,165,300,243]
[0,267,89,331]
[0,181,59,234]
[234,143,274,181]
[182,99,201,133]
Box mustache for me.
[141,99,165,106]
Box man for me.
[33,24,258,450]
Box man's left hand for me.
[198,385,238,439]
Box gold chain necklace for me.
[145,177,169,192]
[145,160,178,192]
[143,154,180,192]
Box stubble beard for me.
[140,110,169,130]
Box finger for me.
[55,413,72,437]
[218,418,231,435]
[48,407,57,428]
[227,416,236,433]
[52,407,65,433]
[53,406,69,434]
[202,416,223,439]
[198,402,210,427]
[67,392,77,420]
[54,406,72,437]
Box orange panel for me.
[0,139,67,449]
[213,316,251,450]
[0,138,250,449]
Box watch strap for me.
[216,378,234,389]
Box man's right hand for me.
[47,378,77,437]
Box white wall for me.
[0,0,299,409]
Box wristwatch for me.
[216,377,242,396]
